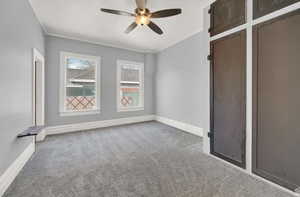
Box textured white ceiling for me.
[29,0,211,52]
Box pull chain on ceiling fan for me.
[100,0,182,35]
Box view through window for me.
[117,60,144,112]
[60,52,100,115]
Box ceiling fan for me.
[100,0,182,35]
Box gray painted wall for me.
[0,0,207,178]
[155,32,210,132]
[45,36,155,126]
[0,0,45,175]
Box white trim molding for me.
[46,33,157,54]
[210,24,248,41]
[245,0,253,173]
[156,116,203,137]
[32,48,45,127]
[36,129,47,142]
[45,115,155,136]
[60,110,101,117]
[0,141,35,197]
[43,115,204,140]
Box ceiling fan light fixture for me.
[100,0,182,35]
[136,15,150,25]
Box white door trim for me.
[32,48,45,126]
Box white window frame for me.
[117,60,144,112]
[60,52,101,116]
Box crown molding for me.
[28,0,49,35]
[46,32,158,54]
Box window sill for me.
[60,110,100,117]
[117,107,144,112]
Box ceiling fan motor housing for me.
[135,8,151,25]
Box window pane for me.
[65,57,96,111]
[117,61,143,111]
[120,86,140,108]
[121,68,139,82]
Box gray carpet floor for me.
[4,121,295,197]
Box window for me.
[60,52,100,116]
[117,60,144,112]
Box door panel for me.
[210,0,246,36]
[253,10,300,191]
[210,30,246,168]
[253,0,300,19]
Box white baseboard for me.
[0,141,35,197]
[44,115,203,140]
[36,129,46,142]
[155,116,203,137]
[45,115,156,136]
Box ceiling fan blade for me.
[151,9,182,18]
[148,21,163,35]
[135,0,147,9]
[101,8,135,17]
[125,22,138,34]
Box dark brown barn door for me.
[210,30,246,168]
[253,10,300,191]
[253,0,300,19]
[210,0,246,36]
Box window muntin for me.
[60,52,100,115]
[117,60,144,112]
